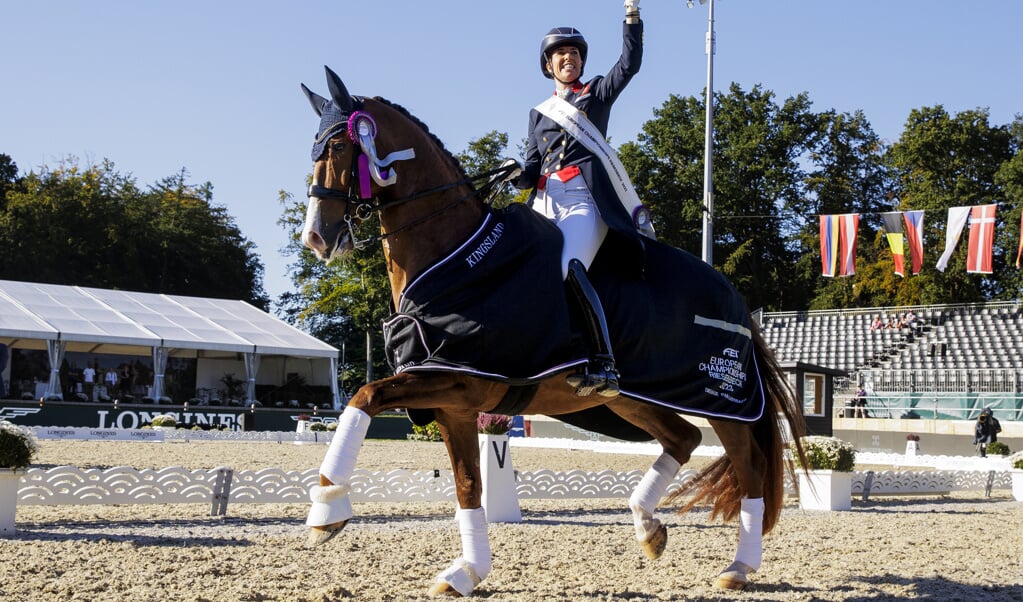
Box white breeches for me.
[533,173,608,278]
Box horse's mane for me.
[371,96,470,182]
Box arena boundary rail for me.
[12,428,1016,516]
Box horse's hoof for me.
[427,581,462,597]
[305,520,348,547]
[431,559,481,597]
[641,521,668,559]
[714,561,755,590]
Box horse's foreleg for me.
[629,452,680,558]
[306,404,371,545]
[428,410,492,597]
[607,401,701,560]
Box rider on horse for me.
[515,0,648,399]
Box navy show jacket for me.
[517,20,645,267]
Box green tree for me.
[0,157,268,308]
[887,106,1014,304]
[276,189,391,393]
[455,130,520,208]
[993,115,1023,301]
[620,84,820,311]
[0,154,19,208]
[803,110,896,309]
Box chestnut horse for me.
[299,67,807,597]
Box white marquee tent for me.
[0,280,340,408]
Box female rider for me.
[515,0,644,398]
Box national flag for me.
[881,212,905,277]
[820,213,858,277]
[1017,211,1023,269]
[967,204,996,273]
[936,206,971,272]
[903,210,925,275]
[819,215,838,277]
[837,213,859,276]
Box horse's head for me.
[299,67,379,262]
[301,67,470,266]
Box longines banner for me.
[0,402,292,431]
[0,401,413,439]
[34,427,165,441]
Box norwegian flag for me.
[967,204,997,273]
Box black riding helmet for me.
[540,27,588,79]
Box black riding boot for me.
[565,259,620,398]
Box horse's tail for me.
[669,321,808,533]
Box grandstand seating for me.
[760,301,1023,421]
[761,301,1023,372]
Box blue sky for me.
[3,1,1021,303]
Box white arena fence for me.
[12,427,1016,517]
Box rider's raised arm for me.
[592,2,643,105]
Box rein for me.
[308,162,518,250]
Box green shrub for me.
[151,414,177,427]
[1009,451,1023,470]
[0,420,39,470]
[795,436,856,472]
[986,441,1010,456]
[408,421,443,442]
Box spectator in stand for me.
[902,309,918,332]
[973,407,1002,457]
[104,367,118,398]
[0,343,7,398]
[119,365,133,398]
[82,363,97,401]
[853,386,868,418]
[870,316,883,331]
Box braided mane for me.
[371,96,470,182]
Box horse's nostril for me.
[303,230,326,252]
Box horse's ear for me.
[324,66,357,113]
[300,83,329,117]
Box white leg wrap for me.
[437,508,491,596]
[629,452,681,541]
[318,406,370,485]
[734,497,764,571]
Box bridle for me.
[307,142,518,250]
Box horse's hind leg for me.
[710,419,766,590]
[607,400,702,559]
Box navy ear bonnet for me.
[303,66,363,161]
[311,98,365,162]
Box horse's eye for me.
[330,142,346,152]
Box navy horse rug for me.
[382,203,765,424]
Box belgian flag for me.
[881,212,906,277]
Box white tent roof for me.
[0,280,338,359]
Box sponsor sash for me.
[534,95,654,237]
